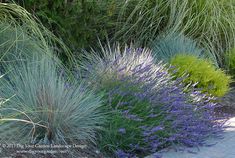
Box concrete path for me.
[149,117,235,158]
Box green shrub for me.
[170,54,230,97]
[16,0,117,52]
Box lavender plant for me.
[80,45,227,157]
[0,55,105,157]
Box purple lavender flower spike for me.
[150,126,164,133]
[118,128,126,134]
[116,149,131,158]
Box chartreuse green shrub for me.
[170,54,230,97]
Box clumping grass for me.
[0,22,46,62]
[225,48,235,79]
[0,55,105,152]
[0,2,73,64]
[3,1,234,66]
[0,4,106,156]
[151,33,218,66]
[112,0,235,67]
[80,44,227,157]
[170,54,231,97]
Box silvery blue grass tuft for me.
[151,33,218,66]
[0,55,105,145]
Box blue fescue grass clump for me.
[151,33,218,66]
[80,45,227,157]
[0,22,42,61]
[0,55,105,148]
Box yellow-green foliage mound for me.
[170,54,230,97]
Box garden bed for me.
[1,1,235,158]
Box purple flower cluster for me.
[81,45,227,157]
[118,128,126,134]
[115,149,136,158]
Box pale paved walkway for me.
[149,117,235,158]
